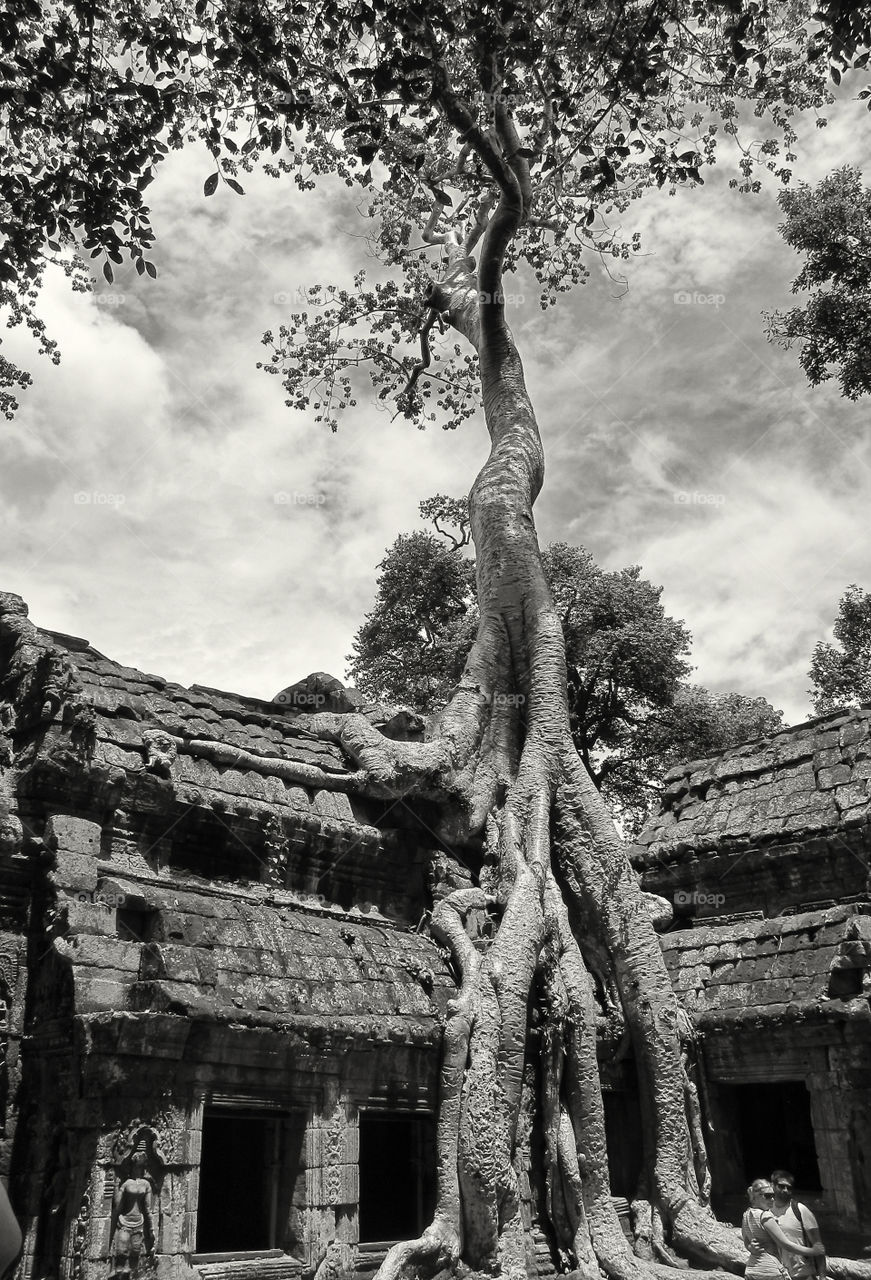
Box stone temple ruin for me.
[0,589,869,1280]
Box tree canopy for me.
[348,498,783,833]
[809,583,871,712]
[1,0,840,421]
[766,165,871,398]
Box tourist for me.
[743,1180,825,1280]
[770,1169,826,1280]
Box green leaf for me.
[203,172,219,196]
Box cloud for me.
[2,99,871,730]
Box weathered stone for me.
[44,813,102,857]
[818,764,853,789]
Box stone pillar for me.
[808,1069,856,1222]
[304,1090,358,1273]
[846,1088,871,1231]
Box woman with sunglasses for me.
[743,1181,826,1280]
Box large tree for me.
[0,3,849,1278]
[765,165,871,398]
[347,499,783,834]
[809,583,871,712]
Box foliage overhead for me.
[809,583,871,712]
[347,497,783,833]
[1,0,846,421]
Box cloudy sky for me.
[2,92,870,726]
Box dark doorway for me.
[358,1113,436,1243]
[733,1082,821,1191]
[196,1108,282,1253]
[603,1091,644,1198]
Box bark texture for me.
[321,174,745,1279]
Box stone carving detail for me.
[104,1121,170,1279]
[109,1152,155,1280]
[141,730,177,779]
[110,1121,170,1174]
[313,1240,351,1280]
[263,816,289,888]
[0,969,10,1133]
[0,703,15,768]
[323,1099,344,1206]
[70,1179,92,1280]
[0,790,22,855]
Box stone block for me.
[817,764,852,789]
[45,813,102,856]
[835,781,870,809]
[90,1214,113,1255]
[147,944,215,985]
[66,896,118,937]
[51,853,101,894]
[71,934,142,973]
[75,973,129,1013]
[840,720,870,748]
[312,791,355,822]
[99,741,145,772]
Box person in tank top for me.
[743,1180,825,1280]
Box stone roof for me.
[47,629,356,782]
[52,860,455,1041]
[661,904,871,1028]
[636,705,871,862]
[0,592,432,865]
[2,592,456,1039]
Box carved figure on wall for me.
[141,730,176,779]
[69,1181,91,1280]
[109,1153,154,1280]
[110,1122,170,1177]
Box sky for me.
[2,92,870,726]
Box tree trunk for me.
[313,240,744,1280]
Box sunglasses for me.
[762,1193,775,1199]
